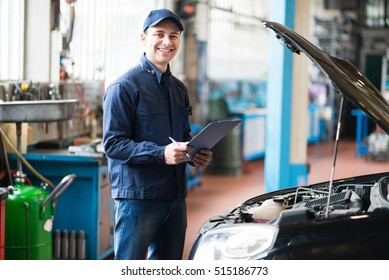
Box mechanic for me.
[103,8,213,260]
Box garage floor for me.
[183,139,389,259]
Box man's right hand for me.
[164,142,192,165]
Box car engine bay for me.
[208,175,389,226]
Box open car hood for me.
[262,21,389,134]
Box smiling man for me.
[103,8,213,260]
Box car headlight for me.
[191,224,278,260]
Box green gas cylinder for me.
[4,174,75,260]
[5,183,54,260]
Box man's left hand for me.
[192,149,213,168]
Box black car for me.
[189,21,389,260]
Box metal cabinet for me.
[230,106,322,161]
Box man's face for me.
[141,19,181,71]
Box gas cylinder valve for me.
[6,185,14,195]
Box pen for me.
[169,137,190,158]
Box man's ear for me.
[140,32,146,44]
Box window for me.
[0,0,24,81]
[60,0,159,81]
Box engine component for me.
[252,198,286,222]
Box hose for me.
[0,125,56,189]
[72,79,90,119]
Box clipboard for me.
[185,119,242,161]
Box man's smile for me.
[157,48,175,54]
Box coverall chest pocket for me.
[136,102,169,140]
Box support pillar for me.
[264,0,310,192]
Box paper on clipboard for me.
[185,119,242,161]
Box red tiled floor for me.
[183,139,389,259]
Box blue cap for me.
[143,9,184,32]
